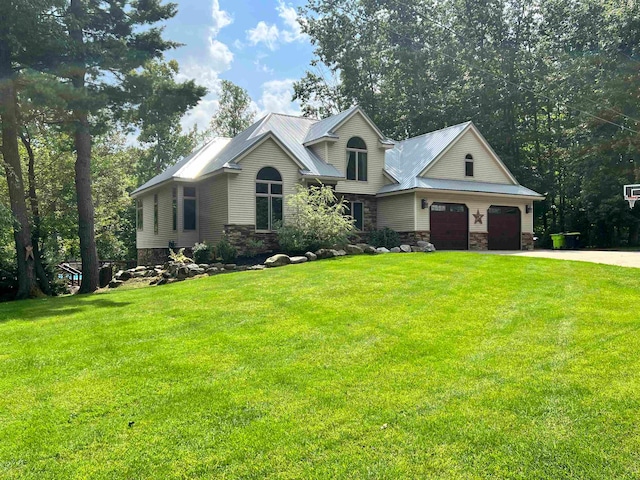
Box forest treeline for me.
[294,0,640,247]
[2,0,639,301]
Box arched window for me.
[256,167,283,231]
[346,137,368,181]
[465,154,474,177]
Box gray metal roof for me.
[378,177,544,197]
[132,112,346,196]
[303,106,359,144]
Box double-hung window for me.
[183,186,196,231]
[345,201,364,231]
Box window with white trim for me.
[183,186,196,231]
[256,167,283,231]
[345,201,364,231]
[346,137,368,181]
[172,187,177,231]
[136,199,143,231]
[465,154,474,177]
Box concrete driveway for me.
[476,249,640,269]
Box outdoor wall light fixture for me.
[421,199,428,209]
[525,204,532,214]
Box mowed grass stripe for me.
[0,253,639,479]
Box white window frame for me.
[465,154,474,177]
[346,138,368,182]
[136,199,143,231]
[256,171,283,232]
[347,201,364,231]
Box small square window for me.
[183,186,196,198]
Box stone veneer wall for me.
[521,232,534,250]
[469,232,488,250]
[223,224,278,256]
[398,231,430,245]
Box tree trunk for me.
[69,0,99,293]
[0,40,41,299]
[20,131,52,295]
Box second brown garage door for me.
[430,203,468,250]
[488,206,521,250]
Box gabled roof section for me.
[131,137,232,196]
[132,111,349,197]
[303,106,393,146]
[384,122,471,184]
[382,121,543,198]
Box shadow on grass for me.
[1,296,132,324]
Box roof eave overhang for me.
[377,187,546,200]
[301,174,345,183]
[303,136,339,147]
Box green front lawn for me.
[1,253,639,479]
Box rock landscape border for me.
[109,241,436,289]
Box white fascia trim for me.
[377,187,545,200]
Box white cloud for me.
[211,0,232,36]
[277,1,306,43]
[233,39,245,50]
[246,21,280,51]
[181,98,220,133]
[258,78,301,116]
[208,38,234,72]
[245,1,307,51]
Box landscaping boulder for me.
[390,247,401,253]
[400,244,412,253]
[134,266,147,272]
[335,249,347,256]
[315,249,338,259]
[345,244,364,255]
[99,265,112,288]
[115,270,132,281]
[206,267,219,275]
[290,256,308,264]
[376,247,390,254]
[176,266,190,280]
[108,279,124,289]
[417,240,429,248]
[224,264,237,271]
[247,264,266,271]
[305,251,318,261]
[360,244,377,254]
[265,254,291,267]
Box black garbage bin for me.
[564,232,580,249]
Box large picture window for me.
[256,167,283,231]
[346,137,367,181]
[136,199,143,231]
[183,186,196,231]
[345,201,364,231]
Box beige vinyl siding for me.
[227,138,301,226]
[309,144,327,163]
[177,183,199,248]
[135,185,177,249]
[425,129,514,184]
[329,112,387,195]
[377,193,416,231]
[198,174,228,244]
[415,192,534,233]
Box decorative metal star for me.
[473,209,484,225]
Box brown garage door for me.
[430,203,468,250]
[488,206,521,250]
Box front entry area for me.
[430,203,469,250]
[488,206,521,250]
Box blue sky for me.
[162,0,316,131]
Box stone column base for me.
[469,232,488,250]
[522,232,534,250]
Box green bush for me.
[368,227,401,249]
[277,184,355,254]
[192,242,213,264]
[216,237,237,264]
[245,239,265,258]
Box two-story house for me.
[131,106,543,264]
